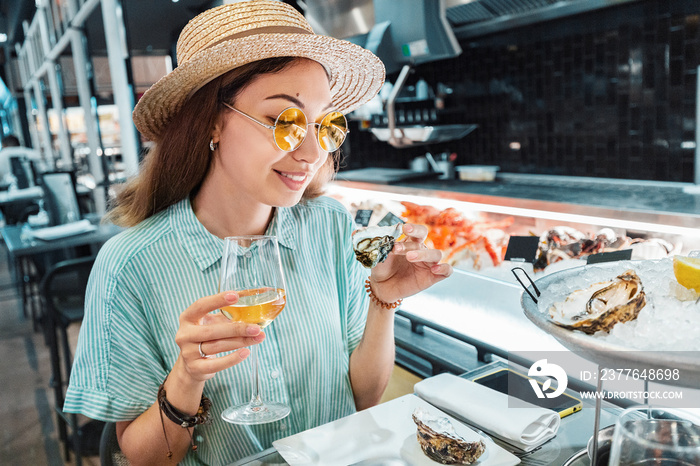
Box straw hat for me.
[132,0,385,141]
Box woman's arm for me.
[116,292,264,465]
[348,301,396,410]
[117,358,206,464]
[348,223,452,411]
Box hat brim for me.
[132,33,385,141]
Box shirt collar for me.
[269,204,297,252]
[170,198,297,272]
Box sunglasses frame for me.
[221,102,348,152]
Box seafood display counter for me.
[327,180,700,379]
[329,180,700,275]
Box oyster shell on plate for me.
[412,408,486,465]
[352,224,402,268]
[548,269,646,334]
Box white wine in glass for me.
[220,287,285,329]
[219,235,290,425]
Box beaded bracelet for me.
[157,376,211,458]
[365,278,402,310]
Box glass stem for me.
[248,345,264,409]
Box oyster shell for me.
[549,269,646,334]
[412,408,486,465]
[352,224,402,268]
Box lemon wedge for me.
[673,255,700,292]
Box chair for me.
[99,422,130,466]
[41,255,103,464]
[40,171,82,226]
[0,197,39,225]
[9,155,35,189]
[25,173,92,332]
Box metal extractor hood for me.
[301,1,644,45]
[298,0,375,42]
[445,0,643,39]
[300,0,462,74]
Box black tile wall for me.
[345,0,700,182]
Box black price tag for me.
[504,236,540,263]
[586,249,632,264]
[377,212,405,227]
[354,209,373,227]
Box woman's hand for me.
[119,292,264,464]
[174,291,266,382]
[369,223,452,305]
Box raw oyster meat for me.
[412,408,486,465]
[549,269,646,334]
[352,224,402,268]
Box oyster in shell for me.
[412,408,486,465]
[352,224,402,268]
[549,269,646,334]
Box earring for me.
[209,139,217,151]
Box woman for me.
[65,2,452,464]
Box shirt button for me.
[280,423,287,430]
[270,370,280,379]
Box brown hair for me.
[107,57,338,227]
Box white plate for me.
[273,394,520,466]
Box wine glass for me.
[608,405,700,465]
[219,235,289,425]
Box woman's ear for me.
[211,119,223,146]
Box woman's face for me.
[212,59,332,209]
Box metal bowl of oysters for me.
[520,260,700,389]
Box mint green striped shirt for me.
[64,196,369,465]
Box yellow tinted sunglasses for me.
[222,102,349,152]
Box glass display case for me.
[327,180,700,384]
[328,181,700,284]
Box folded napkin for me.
[29,219,96,241]
[414,373,560,451]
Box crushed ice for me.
[537,258,700,350]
